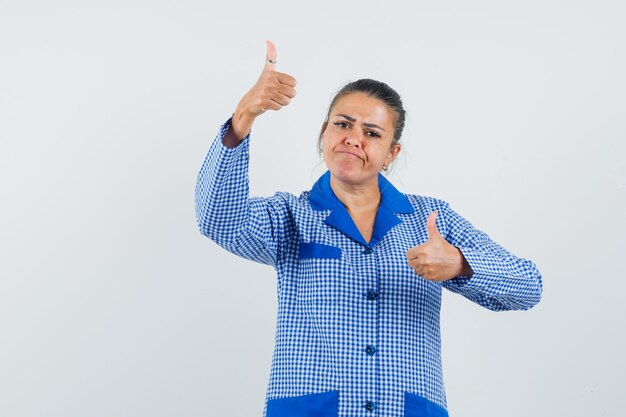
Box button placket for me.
[359,244,378,415]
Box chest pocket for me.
[296,242,354,306]
[298,242,342,260]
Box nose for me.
[345,132,362,148]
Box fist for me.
[406,210,468,282]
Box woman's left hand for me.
[406,210,470,281]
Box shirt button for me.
[362,247,373,254]
[366,290,378,300]
[365,345,377,355]
[365,400,376,411]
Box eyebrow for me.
[336,114,386,131]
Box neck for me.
[329,174,381,214]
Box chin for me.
[329,164,376,186]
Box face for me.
[321,92,401,187]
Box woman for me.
[195,41,542,417]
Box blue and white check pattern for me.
[195,119,543,417]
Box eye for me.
[366,130,381,138]
[333,121,350,128]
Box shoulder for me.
[266,190,311,205]
[249,190,315,212]
[404,193,451,214]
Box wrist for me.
[455,247,473,277]
[231,108,254,140]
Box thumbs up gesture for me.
[406,210,471,281]
[230,40,298,140]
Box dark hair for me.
[318,79,406,154]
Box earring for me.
[382,164,388,172]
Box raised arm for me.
[194,41,298,268]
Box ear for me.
[387,143,402,164]
[320,120,328,134]
[319,121,329,154]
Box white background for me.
[1,1,625,416]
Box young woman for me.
[195,41,542,417]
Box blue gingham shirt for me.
[195,119,542,417]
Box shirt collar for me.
[309,171,414,247]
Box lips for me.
[335,148,365,161]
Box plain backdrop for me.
[1,1,625,416]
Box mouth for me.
[336,150,364,161]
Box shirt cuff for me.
[218,116,251,149]
[446,246,494,291]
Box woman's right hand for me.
[229,40,298,142]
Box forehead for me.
[331,93,395,128]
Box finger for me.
[282,86,297,99]
[426,210,441,240]
[264,40,277,72]
[272,83,297,99]
[277,72,297,87]
[262,85,295,107]
[263,99,283,112]
[269,93,291,107]
[406,244,426,259]
[407,249,425,268]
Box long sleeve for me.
[194,118,294,269]
[440,202,543,311]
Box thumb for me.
[263,40,277,72]
[426,210,441,240]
